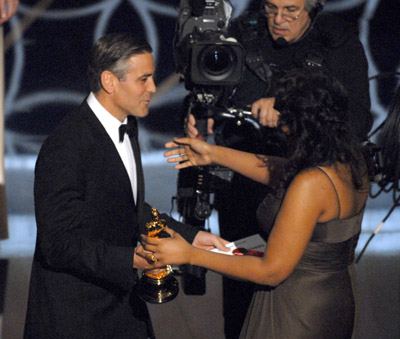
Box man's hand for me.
[192,230,230,252]
[251,97,280,127]
[186,114,214,139]
[134,245,159,270]
[0,0,19,24]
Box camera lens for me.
[202,46,231,73]
[198,45,236,80]
[191,41,243,85]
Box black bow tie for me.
[119,123,136,143]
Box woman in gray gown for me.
[141,68,370,338]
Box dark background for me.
[3,0,400,155]
[1,2,399,338]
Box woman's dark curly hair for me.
[272,68,366,191]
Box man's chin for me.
[272,32,286,40]
[132,110,149,118]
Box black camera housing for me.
[173,0,245,295]
[174,0,244,89]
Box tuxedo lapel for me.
[128,116,145,209]
[126,116,146,233]
[82,102,136,205]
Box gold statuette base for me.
[137,265,179,304]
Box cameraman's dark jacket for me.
[219,13,372,155]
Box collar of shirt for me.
[87,92,128,144]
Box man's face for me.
[264,0,311,43]
[111,53,156,120]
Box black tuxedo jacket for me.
[24,101,198,338]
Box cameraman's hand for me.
[164,137,213,169]
[186,114,214,139]
[251,97,280,127]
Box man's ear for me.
[101,70,116,94]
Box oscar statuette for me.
[137,208,179,303]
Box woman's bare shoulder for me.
[291,167,332,188]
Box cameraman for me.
[186,1,372,338]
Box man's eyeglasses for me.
[263,2,305,22]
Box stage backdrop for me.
[2,0,400,215]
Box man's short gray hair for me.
[88,33,153,93]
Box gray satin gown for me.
[240,168,364,339]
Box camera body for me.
[173,0,248,295]
[174,0,244,89]
[174,0,250,225]
[176,0,228,42]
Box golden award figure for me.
[137,208,179,303]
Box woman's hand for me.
[164,137,214,170]
[141,227,194,267]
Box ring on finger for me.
[149,254,158,263]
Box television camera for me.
[174,0,248,136]
[173,0,261,294]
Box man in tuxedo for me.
[24,33,228,339]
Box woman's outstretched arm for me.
[164,137,286,185]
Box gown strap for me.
[316,166,341,219]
